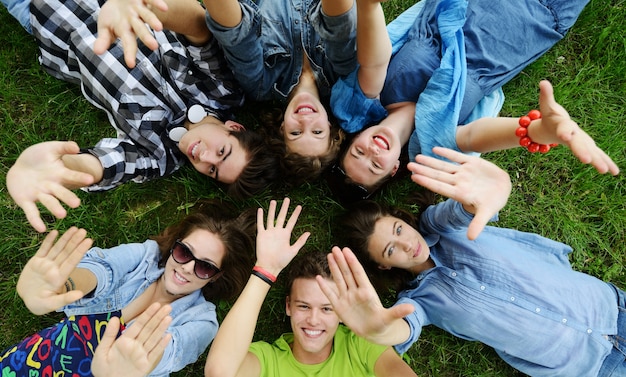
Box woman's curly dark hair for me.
[153,200,256,301]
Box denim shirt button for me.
[587,329,593,334]
[451,272,457,277]
[510,296,515,301]
[535,307,541,313]
[562,318,567,324]
[480,285,485,291]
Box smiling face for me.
[342,125,402,189]
[367,216,431,274]
[282,92,332,157]
[286,277,340,365]
[178,120,248,184]
[162,228,225,298]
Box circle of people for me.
[1,0,623,375]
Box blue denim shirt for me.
[394,199,617,376]
[62,240,217,377]
[205,0,356,102]
[331,0,502,140]
[333,0,587,163]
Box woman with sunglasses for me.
[0,201,255,376]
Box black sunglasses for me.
[170,240,221,280]
[325,163,373,204]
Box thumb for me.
[93,29,116,55]
[99,316,122,353]
[389,303,415,320]
[466,211,491,240]
[57,141,82,155]
[538,80,556,113]
[58,290,86,308]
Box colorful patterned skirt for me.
[0,310,124,377]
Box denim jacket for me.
[394,199,617,376]
[62,240,217,377]
[205,0,356,102]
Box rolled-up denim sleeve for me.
[205,3,264,92]
[331,70,387,133]
[392,297,425,354]
[62,244,148,310]
[149,302,218,376]
[311,2,357,76]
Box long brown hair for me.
[153,200,256,301]
[260,108,345,186]
[335,195,433,294]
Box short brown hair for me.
[153,200,256,301]
[226,130,280,199]
[284,251,331,296]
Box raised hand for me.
[255,198,310,277]
[16,227,93,315]
[7,141,96,232]
[533,80,619,175]
[94,0,168,68]
[317,246,414,346]
[92,303,172,377]
[409,147,512,240]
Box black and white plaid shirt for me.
[30,0,244,191]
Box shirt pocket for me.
[261,18,292,69]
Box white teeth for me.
[174,271,189,283]
[297,107,314,114]
[191,144,199,159]
[373,136,389,150]
[304,329,322,336]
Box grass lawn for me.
[1,0,625,375]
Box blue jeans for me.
[205,0,356,102]
[2,0,31,33]
[598,284,626,376]
[381,0,590,123]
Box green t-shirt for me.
[248,325,387,376]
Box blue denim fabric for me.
[385,0,590,123]
[331,0,503,138]
[401,0,589,161]
[1,0,32,33]
[394,199,618,376]
[598,285,626,376]
[205,0,356,102]
[63,240,218,376]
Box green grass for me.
[1,0,625,375]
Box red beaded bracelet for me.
[515,110,558,153]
